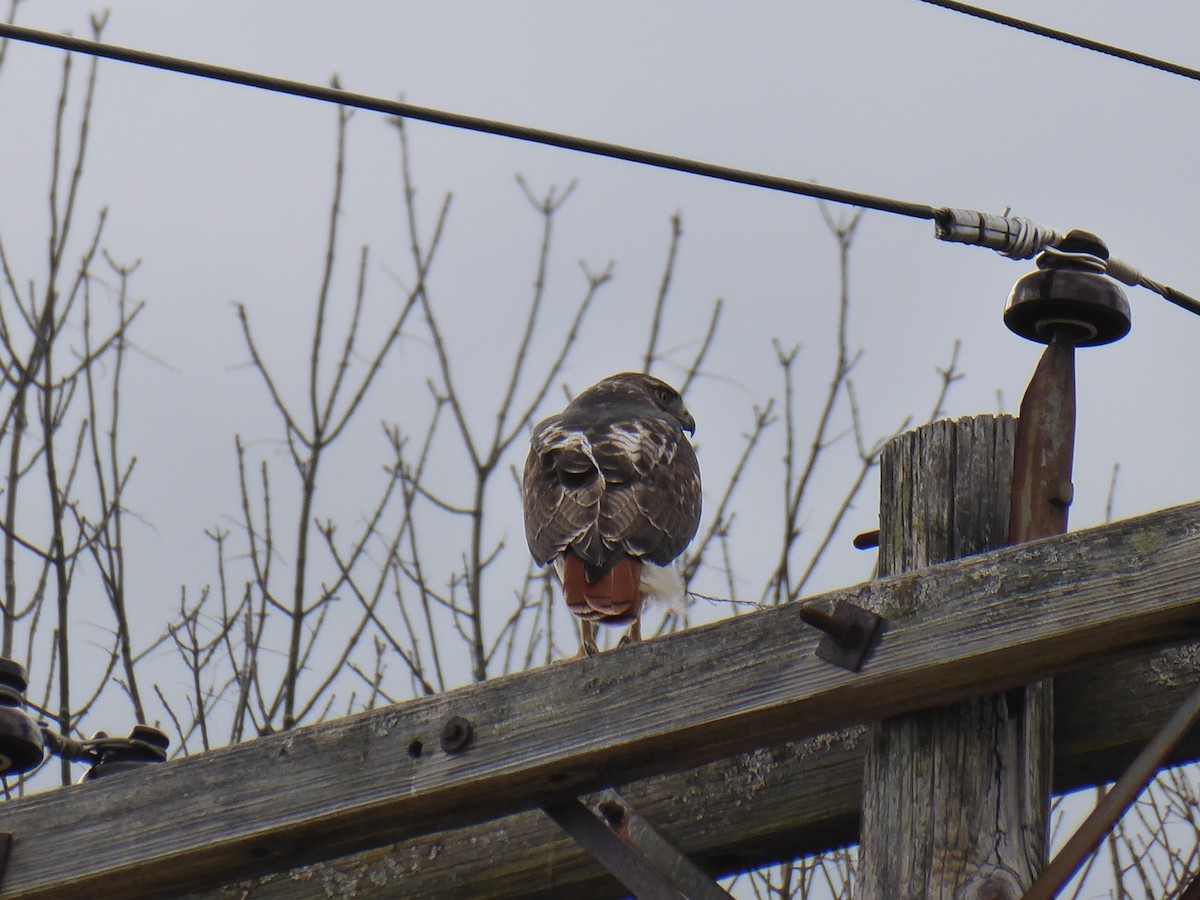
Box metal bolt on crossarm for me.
[439,716,473,754]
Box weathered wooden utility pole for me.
[857,416,1052,898]
[858,229,1133,898]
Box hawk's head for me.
[568,372,695,435]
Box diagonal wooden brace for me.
[544,790,733,900]
[1024,679,1200,899]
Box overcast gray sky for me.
[2,2,1196,648]
[5,0,1199,658]
[2,3,1199,875]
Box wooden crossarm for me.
[4,498,1200,899]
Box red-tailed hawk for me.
[522,372,702,655]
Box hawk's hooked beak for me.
[680,409,696,435]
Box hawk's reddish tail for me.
[561,554,643,625]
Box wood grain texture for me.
[197,641,1200,899]
[5,491,1200,898]
[858,417,1050,899]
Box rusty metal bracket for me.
[1009,329,1078,544]
[800,600,883,672]
[544,789,733,900]
[852,528,880,550]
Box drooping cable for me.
[0,21,936,220]
[915,0,1200,84]
[0,20,1197,317]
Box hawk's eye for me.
[655,387,675,408]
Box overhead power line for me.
[915,0,1200,83]
[0,20,1197,318]
[0,22,935,220]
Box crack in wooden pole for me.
[857,416,1052,899]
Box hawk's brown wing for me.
[522,410,701,575]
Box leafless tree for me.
[0,11,144,790]
[4,5,1200,898]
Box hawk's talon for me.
[617,620,642,648]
